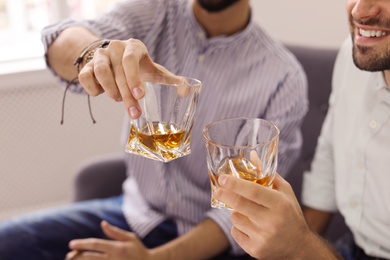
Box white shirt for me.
[302,38,390,258]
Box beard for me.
[350,15,390,71]
[352,43,390,71]
[197,0,240,12]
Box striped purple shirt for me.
[42,0,308,255]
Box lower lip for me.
[354,28,388,45]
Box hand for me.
[65,221,152,260]
[78,38,181,119]
[214,174,312,259]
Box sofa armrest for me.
[73,153,126,201]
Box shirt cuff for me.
[301,170,338,212]
[41,19,98,92]
[205,209,246,256]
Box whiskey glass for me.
[203,117,279,209]
[125,77,201,162]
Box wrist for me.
[73,39,111,72]
[149,247,173,260]
[297,231,340,260]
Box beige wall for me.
[251,0,349,48]
[0,70,125,220]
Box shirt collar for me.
[375,72,390,104]
[186,2,255,46]
[371,71,387,90]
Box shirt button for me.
[168,202,174,208]
[369,120,377,129]
[198,55,205,62]
[197,32,205,38]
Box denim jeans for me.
[0,195,178,260]
[0,195,251,260]
[334,233,389,260]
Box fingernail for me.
[102,220,111,228]
[132,87,143,99]
[218,175,227,186]
[66,250,81,260]
[129,106,140,118]
[116,97,123,102]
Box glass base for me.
[211,198,233,210]
[125,143,191,163]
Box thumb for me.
[271,174,299,202]
[101,220,136,241]
[271,173,293,195]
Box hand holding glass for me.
[203,117,279,209]
[125,77,201,162]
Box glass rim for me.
[144,76,202,88]
[202,117,280,149]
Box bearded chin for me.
[197,0,240,12]
[352,38,390,72]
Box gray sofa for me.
[73,44,349,244]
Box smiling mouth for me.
[359,28,387,37]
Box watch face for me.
[197,0,240,12]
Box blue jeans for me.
[334,233,389,260]
[0,195,249,260]
[0,195,177,260]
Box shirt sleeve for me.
[301,103,338,211]
[41,0,165,91]
[205,209,246,255]
[264,64,309,177]
[42,0,164,49]
[301,38,351,212]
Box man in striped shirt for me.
[0,0,308,259]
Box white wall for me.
[0,70,125,220]
[251,0,349,49]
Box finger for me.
[101,220,135,241]
[230,225,252,253]
[217,175,279,208]
[122,39,149,119]
[110,53,135,107]
[112,65,128,103]
[231,225,265,259]
[153,64,198,97]
[66,250,107,260]
[153,63,188,87]
[65,250,81,260]
[122,39,146,98]
[214,185,267,219]
[104,40,130,103]
[152,63,183,84]
[78,63,104,96]
[230,211,258,238]
[92,48,122,101]
[69,238,112,253]
[175,77,192,97]
[271,174,294,196]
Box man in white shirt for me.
[214,0,390,259]
[302,0,390,259]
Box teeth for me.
[359,28,387,37]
